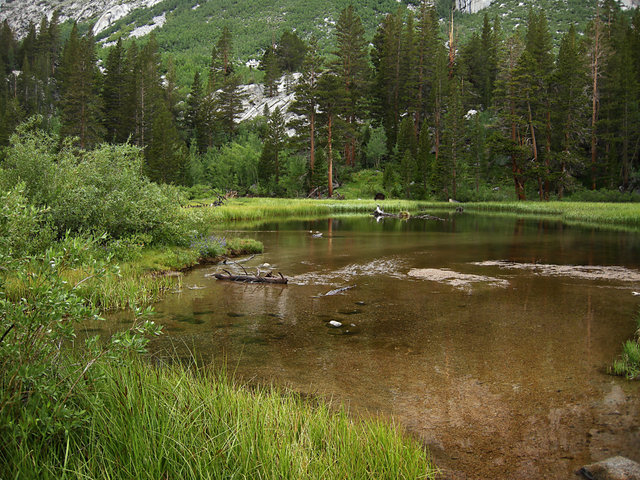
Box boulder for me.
[578,456,640,480]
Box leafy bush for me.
[0,246,162,463]
[102,233,153,262]
[1,119,192,246]
[0,183,56,256]
[339,169,384,199]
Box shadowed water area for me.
[113,214,640,479]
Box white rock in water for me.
[328,321,342,328]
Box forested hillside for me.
[0,0,639,202]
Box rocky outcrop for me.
[455,0,493,14]
[0,0,162,38]
[621,0,640,8]
[237,73,302,135]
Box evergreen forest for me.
[1,0,639,202]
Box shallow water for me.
[117,214,640,479]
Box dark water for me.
[118,215,640,479]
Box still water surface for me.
[140,215,640,478]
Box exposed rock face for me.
[621,0,640,8]
[237,73,302,135]
[455,0,493,14]
[0,0,162,38]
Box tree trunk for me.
[527,100,542,200]
[328,113,333,197]
[591,2,601,190]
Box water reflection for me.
[126,215,640,479]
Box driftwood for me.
[371,205,445,222]
[220,254,256,265]
[324,285,356,296]
[211,269,288,284]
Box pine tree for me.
[276,30,307,73]
[439,77,465,199]
[316,72,346,197]
[397,116,417,197]
[289,36,323,187]
[261,46,280,97]
[333,5,369,167]
[492,33,527,200]
[216,26,234,79]
[523,8,554,199]
[551,25,588,197]
[371,9,404,151]
[215,73,244,140]
[585,0,609,190]
[262,106,286,186]
[102,38,128,143]
[416,124,434,195]
[599,14,639,189]
[134,34,164,149]
[184,71,207,152]
[58,23,104,148]
[147,101,185,184]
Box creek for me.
[114,214,640,479]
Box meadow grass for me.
[5,358,437,480]
[189,197,445,224]
[189,198,640,231]
[461,201,640,229]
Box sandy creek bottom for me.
[104,215,640,479]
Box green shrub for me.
[0,247,162,460]
[339,169,385,199]
[1,119,192,246]
[0,182,56,256]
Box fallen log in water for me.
[209,269,288,284]
[371,205,445,221]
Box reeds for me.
[5,358,437,480]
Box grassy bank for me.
[461,201,640,229]
[5,359,436,480]
[189,198,640,231]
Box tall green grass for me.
[611,312,640,380]
[462,201,640,229]
[5,358,437,480]
[189,198,450,225]
[187,198,640,231]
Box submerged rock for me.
[578,456,640,480]
[328,320,342,328]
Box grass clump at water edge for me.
[611,311,640,380]
[6,358,437,480]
